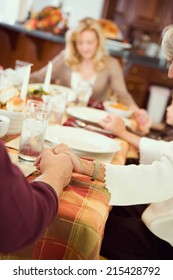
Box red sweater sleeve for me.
[0,140,58,252]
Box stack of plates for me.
[106,39,132,52]
[28,84,77,104]
[0,109,23,134]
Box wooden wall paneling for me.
[0,29,13,68]
[11,33,38,68]
[0,24,65,71]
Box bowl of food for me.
[28,83,77,104]
[103,101,133,118]
[0,115,10,138]
[0,87,24,134]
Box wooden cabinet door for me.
[106,0,136,37]
[103,0,173,39]
[131,0,173,29]
[126,74,149,108]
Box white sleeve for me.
[105,149,173,206]
[139,137,173,164]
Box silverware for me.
[74,119,112,134]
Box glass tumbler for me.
[76,85,92,107]
[43,92,67,125]
[18,100,49,162]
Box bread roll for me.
[0,87,19,105]
[6,96,25,112]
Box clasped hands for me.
[34,143,85,181]
[34,143,105,187]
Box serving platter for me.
[28,83,77,103]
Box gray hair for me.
[161,25,173,61]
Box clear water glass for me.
[43,92,67,125]
[18,100,49,162]
[76,85,92,107]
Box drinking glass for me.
[18,100,49,162]
[43,92,67,125]
[76,85,92,107]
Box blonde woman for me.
[40,25,173,260]
[30,17,151,134]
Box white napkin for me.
[5,136,20,150]
[8,152,36,177]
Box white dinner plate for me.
[28,83,77,103]
[106,39,132,52]
[66,106,131,128]
[66,106,108,124]
[45,125,120,154]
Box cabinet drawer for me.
[128,65,149,76]
[126,75,149,107]
[150,70,172,87]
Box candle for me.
[43,61,53,92]
[20,64,32,101]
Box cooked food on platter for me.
[27,86,49,101]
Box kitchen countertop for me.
[108,48,168,71]
[0,21,65,44]
[0,21,168,71]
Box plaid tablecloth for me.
[0,132,138,260]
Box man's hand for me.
[34,147,73,191]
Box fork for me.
[74,119,112,134]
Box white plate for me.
[45,125,120,154]
[66,106,108,124]
[106,39,132,49]
[66,106,131,128]
[103,101,133,118]
[106,39,132,51]
[28,83,77,103]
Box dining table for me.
[0,106,139,260]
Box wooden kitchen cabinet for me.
[124,63,173,108]
[102,0,173,109]
[102,0,173,41]
[125,73,149,108]
[0,23,65,71]
[130,0,173,27]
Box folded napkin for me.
[5,136,20,150]
[8,151,36,177]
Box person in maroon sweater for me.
[0,140,73,252]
